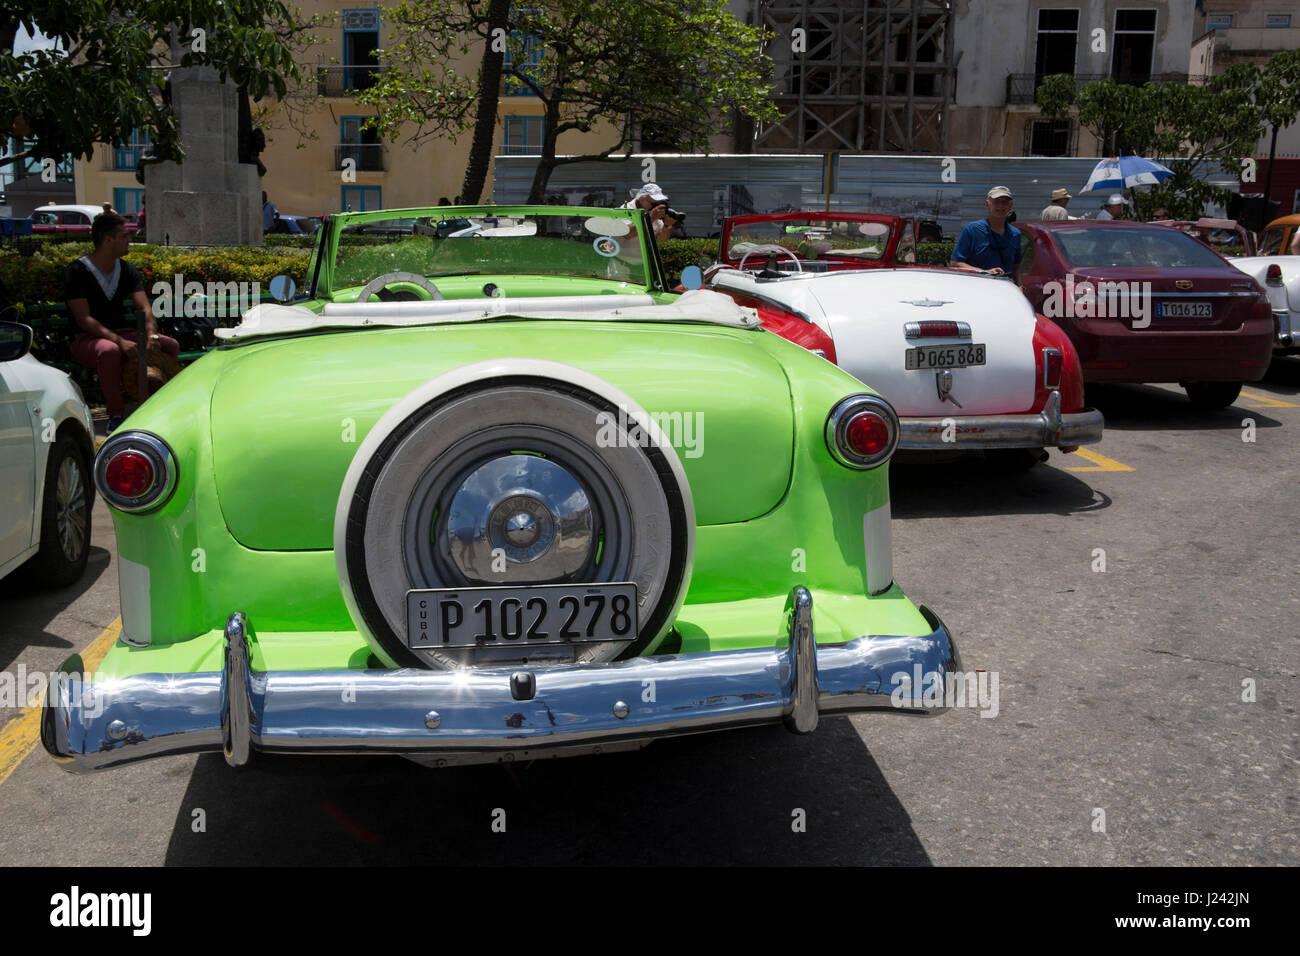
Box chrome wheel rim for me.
[404,427,634,590]
[56,455,88,563]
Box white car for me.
[702,212,1104,465]
[0,321,96,586]
[1229,256,1299,355]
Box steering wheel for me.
[355,271,445,303]
[737,244,803,274]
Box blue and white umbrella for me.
[1081,156,1175,194]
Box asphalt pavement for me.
[0,364,1296,865]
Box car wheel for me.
[985,447,1048,471]
[338,376,694,670]
[1184,382,1242,411]
[30,433,93,587]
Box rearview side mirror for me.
[0,321,33,362]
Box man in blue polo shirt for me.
[949,185,1022,281]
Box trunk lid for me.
[1069,267,1262,332]
[808,269,1038,416]
[209,322,796,550]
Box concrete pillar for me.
[144,54,262,246]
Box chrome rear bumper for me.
[898,390,1104,449]
[42,588,960,773]
[1273,309,1294,349]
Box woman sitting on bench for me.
[65,212,179,433]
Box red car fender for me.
[1032,312,1085,413]
[702,282,838,364]
[758,305,837,365]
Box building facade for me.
[72,1,620,221]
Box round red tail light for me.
[1265,264,1282,285]
[845,412,890,457]
[826,394,899,469]
[104,451,155,498]
[94,431,177,513]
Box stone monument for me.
[144,40,261,245]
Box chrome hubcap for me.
[445,455,594,583]
[56,456,87,563]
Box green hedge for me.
[916,241,955,265]
[4,237,966,308]
[0,243,311,305]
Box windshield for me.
[1259,227,1289,256]
[727,217,895,262]
[332,213,648,291]
[1051,227,1229,269]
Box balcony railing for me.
[334,144,384,172]
[317,65,385,97]
[1006,72,1195,105]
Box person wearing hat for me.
[1096,194,1127,221]
[949,186,1022,281]
[621,183,676,242]
[1040,188,1071,220]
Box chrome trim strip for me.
[42,596,960,773]
[896,403,1104,449]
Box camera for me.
[666,208,685,223]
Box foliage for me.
[1038,53,1300,220]
[361,0,778,201]
[0,243,309,303]
[0,1,306,169]
[915,241,955,266]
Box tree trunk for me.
[527,98,563,202]
[458,0,511,204]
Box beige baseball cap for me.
[987,186,1013,200]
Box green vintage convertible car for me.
[43,205,960,772]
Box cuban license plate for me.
[905,343,986,370]
[405,582,637,649]
[1156,301,1213,318]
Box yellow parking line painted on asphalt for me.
[1239,389,1299,408]
[0,618,121,788]
[1064,448,1135,472]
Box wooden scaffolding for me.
[752,0,956,153]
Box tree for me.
[1037,54,1300,220]
[0,0,305,171]
[360,0,778,203]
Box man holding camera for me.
[621,183,679,242]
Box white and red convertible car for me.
[1223,216,1300,357]
[700,211,1103,465]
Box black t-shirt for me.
[63,257,145,333]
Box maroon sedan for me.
[1018,221,1274,409]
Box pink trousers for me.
[70,330,180,416]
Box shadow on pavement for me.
[1261,355,1300,393]
[163,719,933,866]
[890,457,1111,519]
[1083,383,1284,431]
[0,546,111,672]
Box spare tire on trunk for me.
[335,361,695,669]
